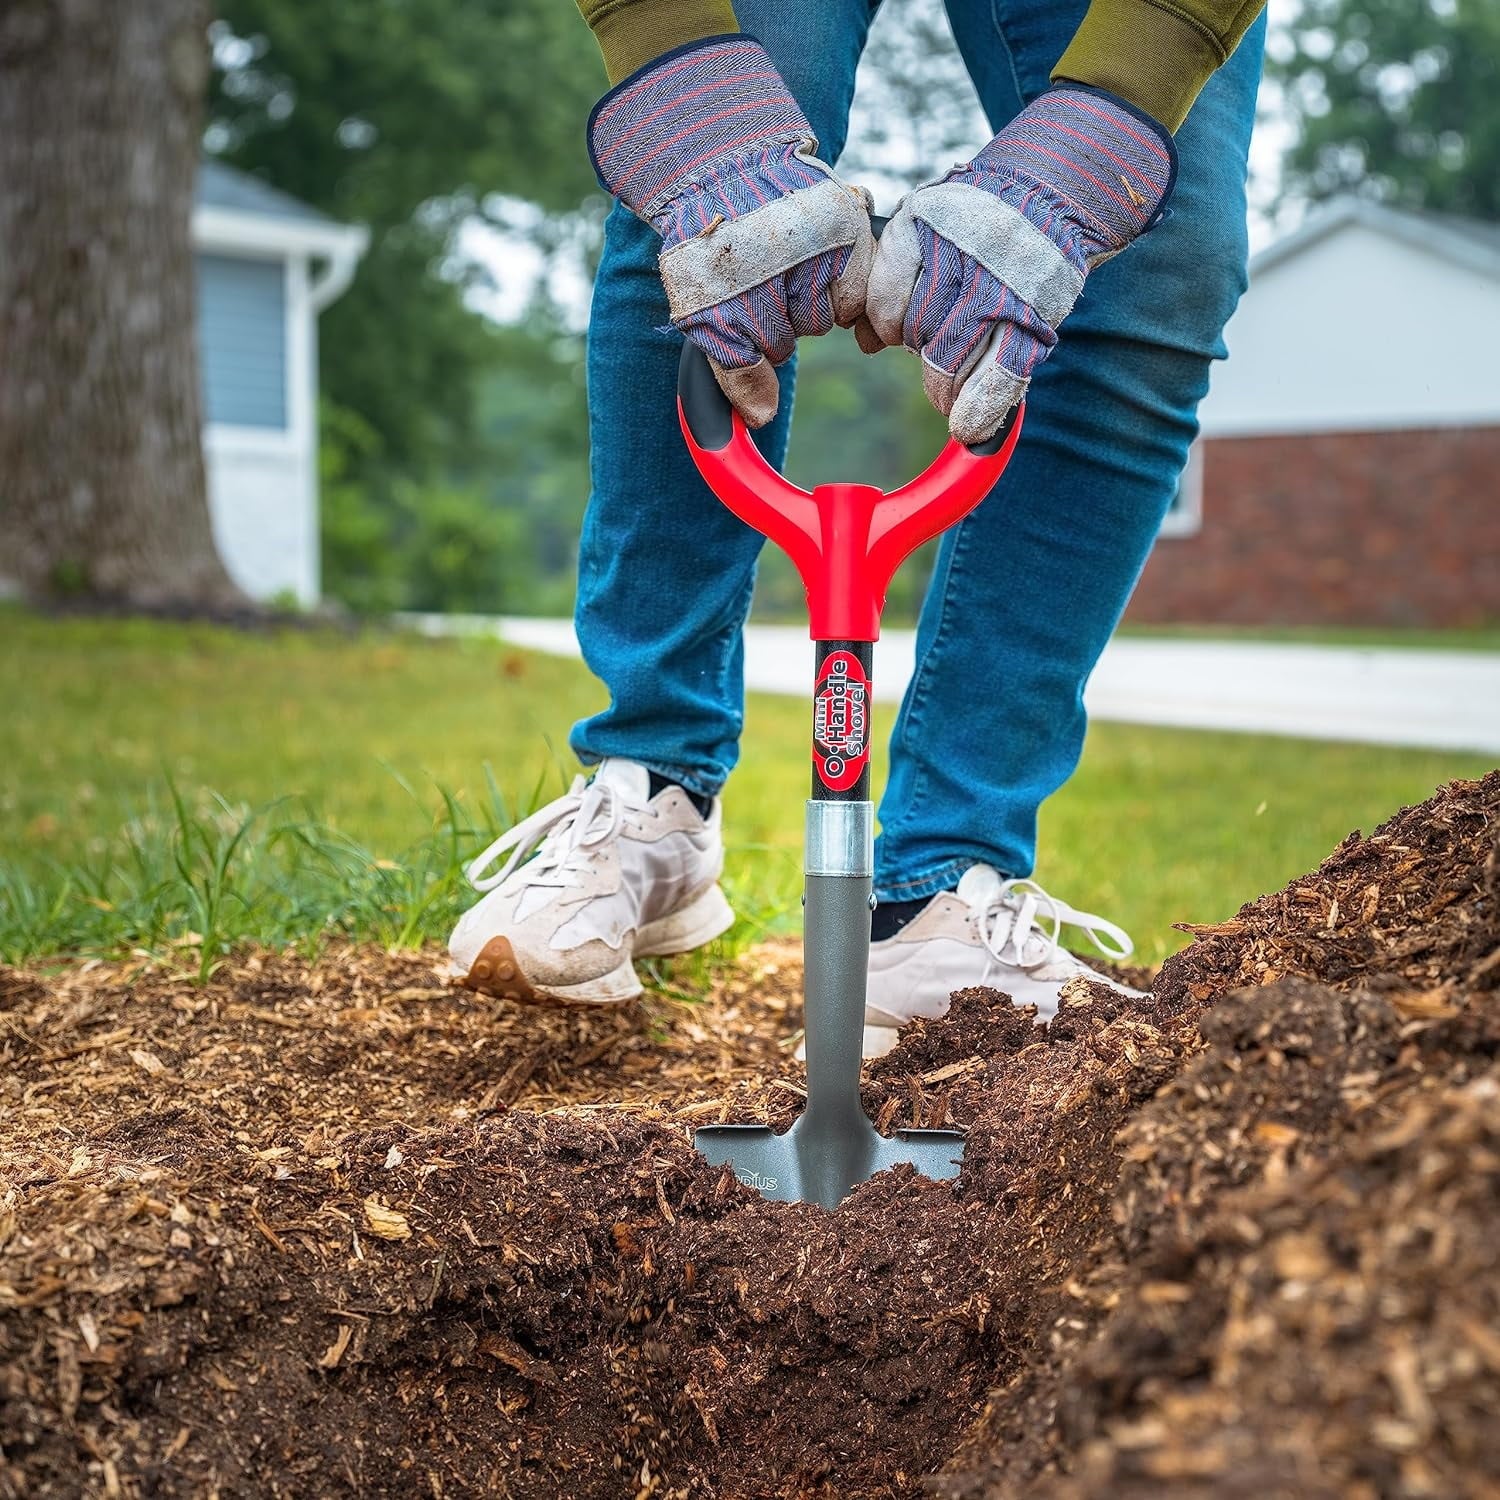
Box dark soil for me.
[3,773,1497,1499]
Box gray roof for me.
[1254,196,1500,283]
[1426,210,1500,262]
[197,159,338,227]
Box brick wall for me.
[1128,426,1500,627]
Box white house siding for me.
[190,164,366,608]
[204,432,318,604]
[197,251,321,606]
[1130,204,1500,627]
[1200,218,1500,438]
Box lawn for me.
[1116,620,1500,651]
[2,608,1493,970]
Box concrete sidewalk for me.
[407,615,1500,757]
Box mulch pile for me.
[3,773,1497,1499]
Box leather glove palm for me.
[860,85,1177,444]
[589,37,874,428]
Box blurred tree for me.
[1274,0,1500,219]
[318,402,408,614]
[401,487,531,614]
[321,319,587,615]
[0,0,242,610]
[205,0,996,621]
[208,0,603,484]
[843,0,990,195]
[465,320,591,596]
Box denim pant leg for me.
[569,1,879,799]
[873,2,1265,901]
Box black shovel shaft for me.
[691,633,965,1210]
[801,637,876,1140]
[811,640,872,803]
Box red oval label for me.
[812,652,870,791]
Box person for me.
[449,0,1266,1055]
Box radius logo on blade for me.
[812,651,869,791]
[736,1169,778,1192]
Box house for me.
[1129,198,1500,628]
[195,161,367,606]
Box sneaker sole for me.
[455,884,735,1007]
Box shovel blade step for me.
[694,1119,964,1210]
[693,1125,801,1203]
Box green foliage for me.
[314,227,500,482]
[197,1,1011,620]
[0,780,516,973]
[164,780,262,982]
[208,0,598,476]
[401,487,529,614]
[208,0,601,225]
[318,402,407,613]
[47,559,90,598]
[786,334,950,493]
[207,0,607,613]
[320,471,534,616]
[1273,0,1500,218]
[317,316,588,615]
[461,320,591,607]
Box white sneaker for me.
[448,758,734,1005]
[860,865,1139,1057]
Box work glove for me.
[589,36,874,429]
[860,85,1177,444]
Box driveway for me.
[407,615,1500,757]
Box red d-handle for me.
[677,340,1024,641]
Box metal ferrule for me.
[804,799,873,877]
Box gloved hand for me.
[859,85,1177,444]
[589,36,874,429]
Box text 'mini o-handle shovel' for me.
[675,262,1024,1210]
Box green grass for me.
[1,609,1492,971]
[1116,621,1500,652]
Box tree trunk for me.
[0,0,246,611]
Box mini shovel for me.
[676,304,1024,1210]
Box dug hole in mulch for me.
[3,772,1498,1498]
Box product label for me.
[812,651,870,791]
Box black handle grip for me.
[678,339,1021,458]
[678,338,737,451]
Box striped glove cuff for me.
[975,84,1177,269]
[587,36,817,224]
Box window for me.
[1159,439,1204,538]
[196,253,288,429]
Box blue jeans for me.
[572,0,1265,903]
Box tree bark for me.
[0,0,246,610]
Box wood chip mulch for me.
[2,772,1497,1499]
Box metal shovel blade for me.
[695,1116,964,1210]
[694,866,965,1211]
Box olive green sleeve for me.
[1052,0,1266,132]
[576,0,739,86]
[574,0,1262,132]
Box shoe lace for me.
[464,776,629,894]
[972,877,1133,972]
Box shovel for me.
[675,295,1025,1209]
